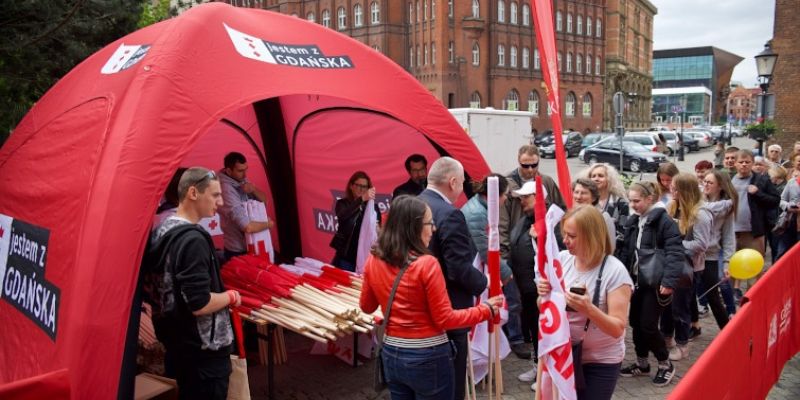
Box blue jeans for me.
[503,282,524,345]
[381,342,455,400]
[577,363,622,400]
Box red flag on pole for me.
[532,0,573,209]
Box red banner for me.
[531,0,573,209]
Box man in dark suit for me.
[392,154,428,198]
[418,156,488,400]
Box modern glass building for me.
[651,47,742,126]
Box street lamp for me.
[754,41,778,156]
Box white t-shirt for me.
[560,250,633,364]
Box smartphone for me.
[566,287,587,311]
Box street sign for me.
[613,92,625,114]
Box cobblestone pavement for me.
[247,311,800,399]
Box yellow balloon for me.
[729,249,765,280]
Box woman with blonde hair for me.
[537,205,633,399]
[580,163,629,244]
[702,170,737,320]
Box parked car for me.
[583,140,668,172]
[661,131,700,155]
[582,132,614,149]
[623,132,670,155]
[685,130,714,148]
[538,131,583,158]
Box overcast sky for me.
[651,0,775,87]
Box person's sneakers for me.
[511,342,532,359]
[620,363,651,377]
[669,343,690,361]
[518,367,537,382]
[689,326,702,341]
[653,362,676,387]
[664,336,676,349]
[698,305,710,317]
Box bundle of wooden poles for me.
[222,255,379,343]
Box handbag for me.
[227,311,251,400]
[636,230,665,289]
[772,211,794,235]
[571,256,607,391]
[373,256,414,392]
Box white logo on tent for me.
[224,23,277,64]
[101,43,151,74]
[0,214,12,299]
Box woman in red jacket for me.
[360,195,503,399]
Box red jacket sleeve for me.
[419,256,491,330]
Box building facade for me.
[183,0,607,134]
[726,85,759,126]
[603,0,656,130]
[770,0,800,148]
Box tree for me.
[0,1,144,147]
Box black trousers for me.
[447,331,469,400]
[629,287,669,361]
[175,355,231,400]
[690,262,729,329]
[520,291,540,354]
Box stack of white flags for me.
[245,199,274,263]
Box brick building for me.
[603,0,656,130]
[727,85,759,126]
[770,0,800,150]
[180,0,607,134]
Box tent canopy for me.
[0,3,488,398]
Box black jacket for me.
[330,197,381,263]
[616,207,685,289]
[419,189,488,333]
[392,178,426,198]
[743,172,781,237]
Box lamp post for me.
[754,41,778,156]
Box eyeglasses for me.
[192,170,217,186]
[422,220,436,228]
[520,162,539,169]
[352,183,369,190]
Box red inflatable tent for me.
[0,3,489,398]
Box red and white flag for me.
[534,177,576,400]
[245,200,274,262]
[355,199,378,274]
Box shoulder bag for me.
[636,219,665,289]
[373,256,414,392]
[571,255,607,390]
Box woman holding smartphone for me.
[537,205,633,400]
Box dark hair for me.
[471,173,509,196]
[404,154,428,171]
[724,146,740,154]
[224,152,247,169]
[344,171,372,200]
[656,162,680,191]
[164,167,188,207]
[694,160,713,171]
[371,195,431,266]
[177,167,218,200]
[572,178,600,205]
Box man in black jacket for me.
[392,154,428,197]
[149,167,242,400]
[418,157,488,400]
[731,149,781,260]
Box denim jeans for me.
[503,281,524,345]
[577,363,622,400]
[381,342,455,400]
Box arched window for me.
[586,54,592,74]
[416,1,420,21]
[472,42,480,65]
[424,0,428,20]
[431,42,436,65]
[449,41,455,63]
[510,2,518,24]
[472,0,480,18]
[424,44,429,65]
[596,18,602,37]
[522,47,530,68]
[409,46,414,67]
[449,0,454,17]
[522,4,530,26]
[576,54,582,74]
[409,2,413,23]
[582,93,592,117]
[534,48,540,69]
[470,91,482,108]
[371,2,380,24]
[498,44,506,66]
[322,9,331,27]
[577,15,583,34]
[510,46,518,67]
[567,13,573,33]
[307,12,315,23]
[505,89,520,110]
[556,11,562,31]
[586,17,592,37]
[431,0,436,19]
[528,90,539,115]
[566,92,576,117]
[595,55,601,75]
[337,7,347,29]
[416,45,421,66]
[566,52,572,72]
[498,0,505,22]
[557,52,562,71]
[354,4,363,27]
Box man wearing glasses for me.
[218,152,273,260]
[392,154,428,198]
[149,167,241,399]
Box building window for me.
[566,92,576,117]
[566,52,572,72]
[595,56,601,75]
[472,0,480,18]
[424,44,429,65]
[586,18,592,37]
[449,41,455,63]
[337,7,346,29]
[567,13,573,33]
[510,46,518,67]
[322,9,331,27]
[432,42,436,64]
[557,52,562,71]
[534,48,540,69]
[472,42,480,65]
[582,93,592,117]
[586,54,592,74]
[416,1,420,21]
[522,4,530,26]
[556,11,562,31]
[498,44,505,66]
[409,46,414,67]
[416,45,421,66]
[432,0,436,19]
[470,91,482,108]
[510,2,518,24]
[371,2,380,24]
[354,4,363,27]
[449,0,454,17]
[577,15,583,34]
[522,47,530,68]
[547,102,552,116]
[498,1,505,23]
[505,89,519,110]
[409,2,413,23]
[596,18,602,37]
[307,12,315,23]
[576,54,582,74]
[424,0,428,20]
[529,90,539,115]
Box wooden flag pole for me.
[494,323,502,397]
[487,329,494,400]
